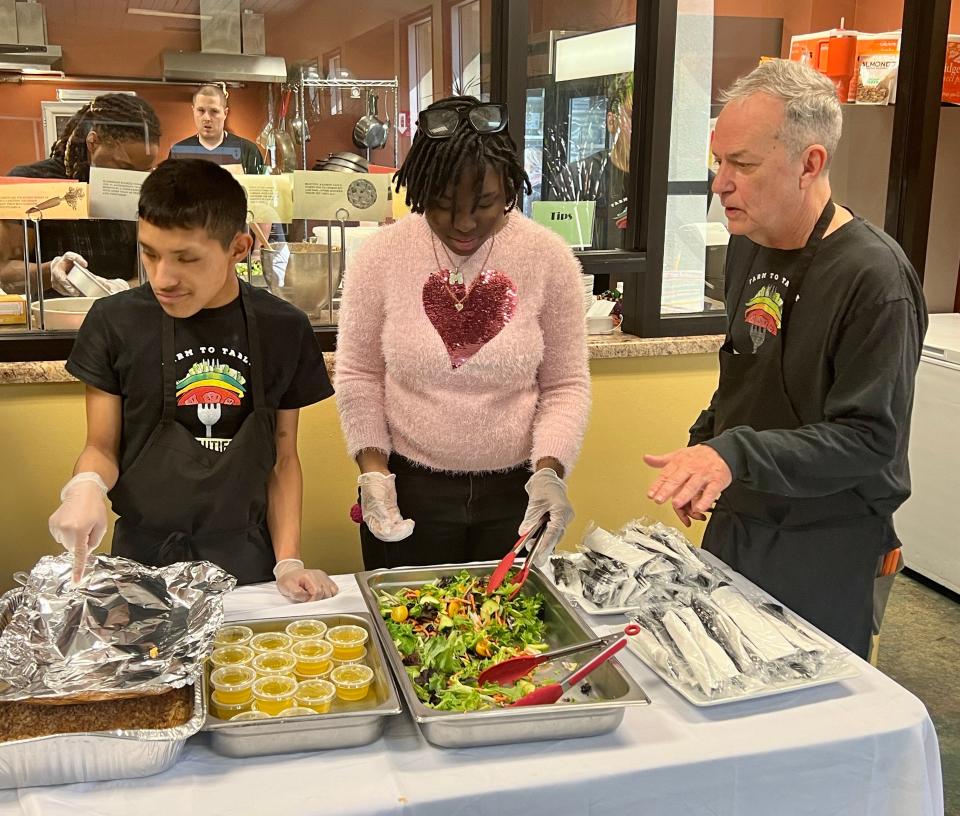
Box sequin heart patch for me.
[422,269,518,369]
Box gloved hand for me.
[274,559,339,602]
[48,472,109,583]
[518,468,574,567]
[50,251,129,297]
[358,472,415,542]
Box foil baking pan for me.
[358,562,651,748]
[0,588,206,790]
[202,612,403,758]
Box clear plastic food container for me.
[251,651,297,679]
[285,619,328,641]
[279,707,317,717]
[330,664,374,702]
[209,645,255,669]
[331,646,367,668]
[210,665,256,705]
[290,638,334,677]
[230,710,273,721]
[325,625,368,661]
[251,675,298,716]
[213,625,254,647]
[295,678,336,714]
[211,690,252,720]
[249,632,294,654]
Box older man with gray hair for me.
[644,59,927,658]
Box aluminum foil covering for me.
[0,554,236,701]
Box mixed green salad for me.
[235,259,263,277]
[377,571,548,711]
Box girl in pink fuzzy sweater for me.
[335,96,590,569]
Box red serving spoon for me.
[510,623,641,707]
[478,629,628,687]
[486,515,549,595]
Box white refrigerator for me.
[895,312,960,593]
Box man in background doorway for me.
[169,83,264,175]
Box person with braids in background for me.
[2,93,161,296]
[335,96,591,570]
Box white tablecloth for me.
[0,574,943,816]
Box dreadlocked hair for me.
[394,96,531,215]
[51,93,161,182]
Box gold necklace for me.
[431,234,496,311]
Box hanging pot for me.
[352,90,389,153]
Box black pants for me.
[360,454,529,570]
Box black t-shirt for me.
[690,215,928,530]
[169,133,264,175]
[66,283,333,468]
[7,156,68,179]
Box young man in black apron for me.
[48,159,337,602]
[644,61,927,659]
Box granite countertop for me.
[0,333,722,385]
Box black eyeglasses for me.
[417,103,509,139]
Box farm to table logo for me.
[175,353,247,452]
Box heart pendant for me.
[455,303,464,311]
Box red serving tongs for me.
[510,623,641,707]
[478,628,631,686]
[486,514,549,597]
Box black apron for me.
[702,201,886,659]
[109,283,277,585]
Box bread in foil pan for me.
[0,553,236,701]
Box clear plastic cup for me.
[285,619,328,641]
[330,664,374,702]
[251,674,298,715]
[213,625,254,647]
[278,707,317,717]
[295,678,336,714]
[331,646,367,668]
[230,710,272,721]
[325,625,368,661]
[211,690,251,720]
[249,632,294,654]
[251,651,297,679]
[290,638,334,677]
[210,645,255,669]
[210,665,256,705]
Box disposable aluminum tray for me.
[202,612,402,758]
[0,588,205,790]
[358,562,651,748]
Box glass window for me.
[326,52,343,116]
[452,0,487,100]
[524,1,638,249]
[660,1,905,318]
[409,17,435,125]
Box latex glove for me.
[50,251,129,297]
[274,558,339,602]
[358,472,415,542]
[518,468,574,567]
[48,472,109,583]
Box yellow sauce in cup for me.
[291,638,334,677]
[209,645,255,669]
[295,679,336,714]
[214,625,254,647]
[285,619,328,641]
[251,651,297,679]
[249,632,294,654]
[325,625,368,661]
[330,664,374,702]
[211,690,251,719]
[252,675,297,716]
[210,665,256,705]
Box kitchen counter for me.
[0,334,723,385]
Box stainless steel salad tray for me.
[202,612,403,758]
[0,588,206,789]
[358,562,650,748]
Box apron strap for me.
[160,309,178,424]
[238,281,267,413]
[779,199,835,342]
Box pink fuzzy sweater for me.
[334,211,591,474]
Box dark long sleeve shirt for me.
[689,216,928,522]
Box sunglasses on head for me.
[417,102,509,139]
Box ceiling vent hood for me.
[0,42,62,73]
[162,50,286,83]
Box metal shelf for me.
[297,78,398,89]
